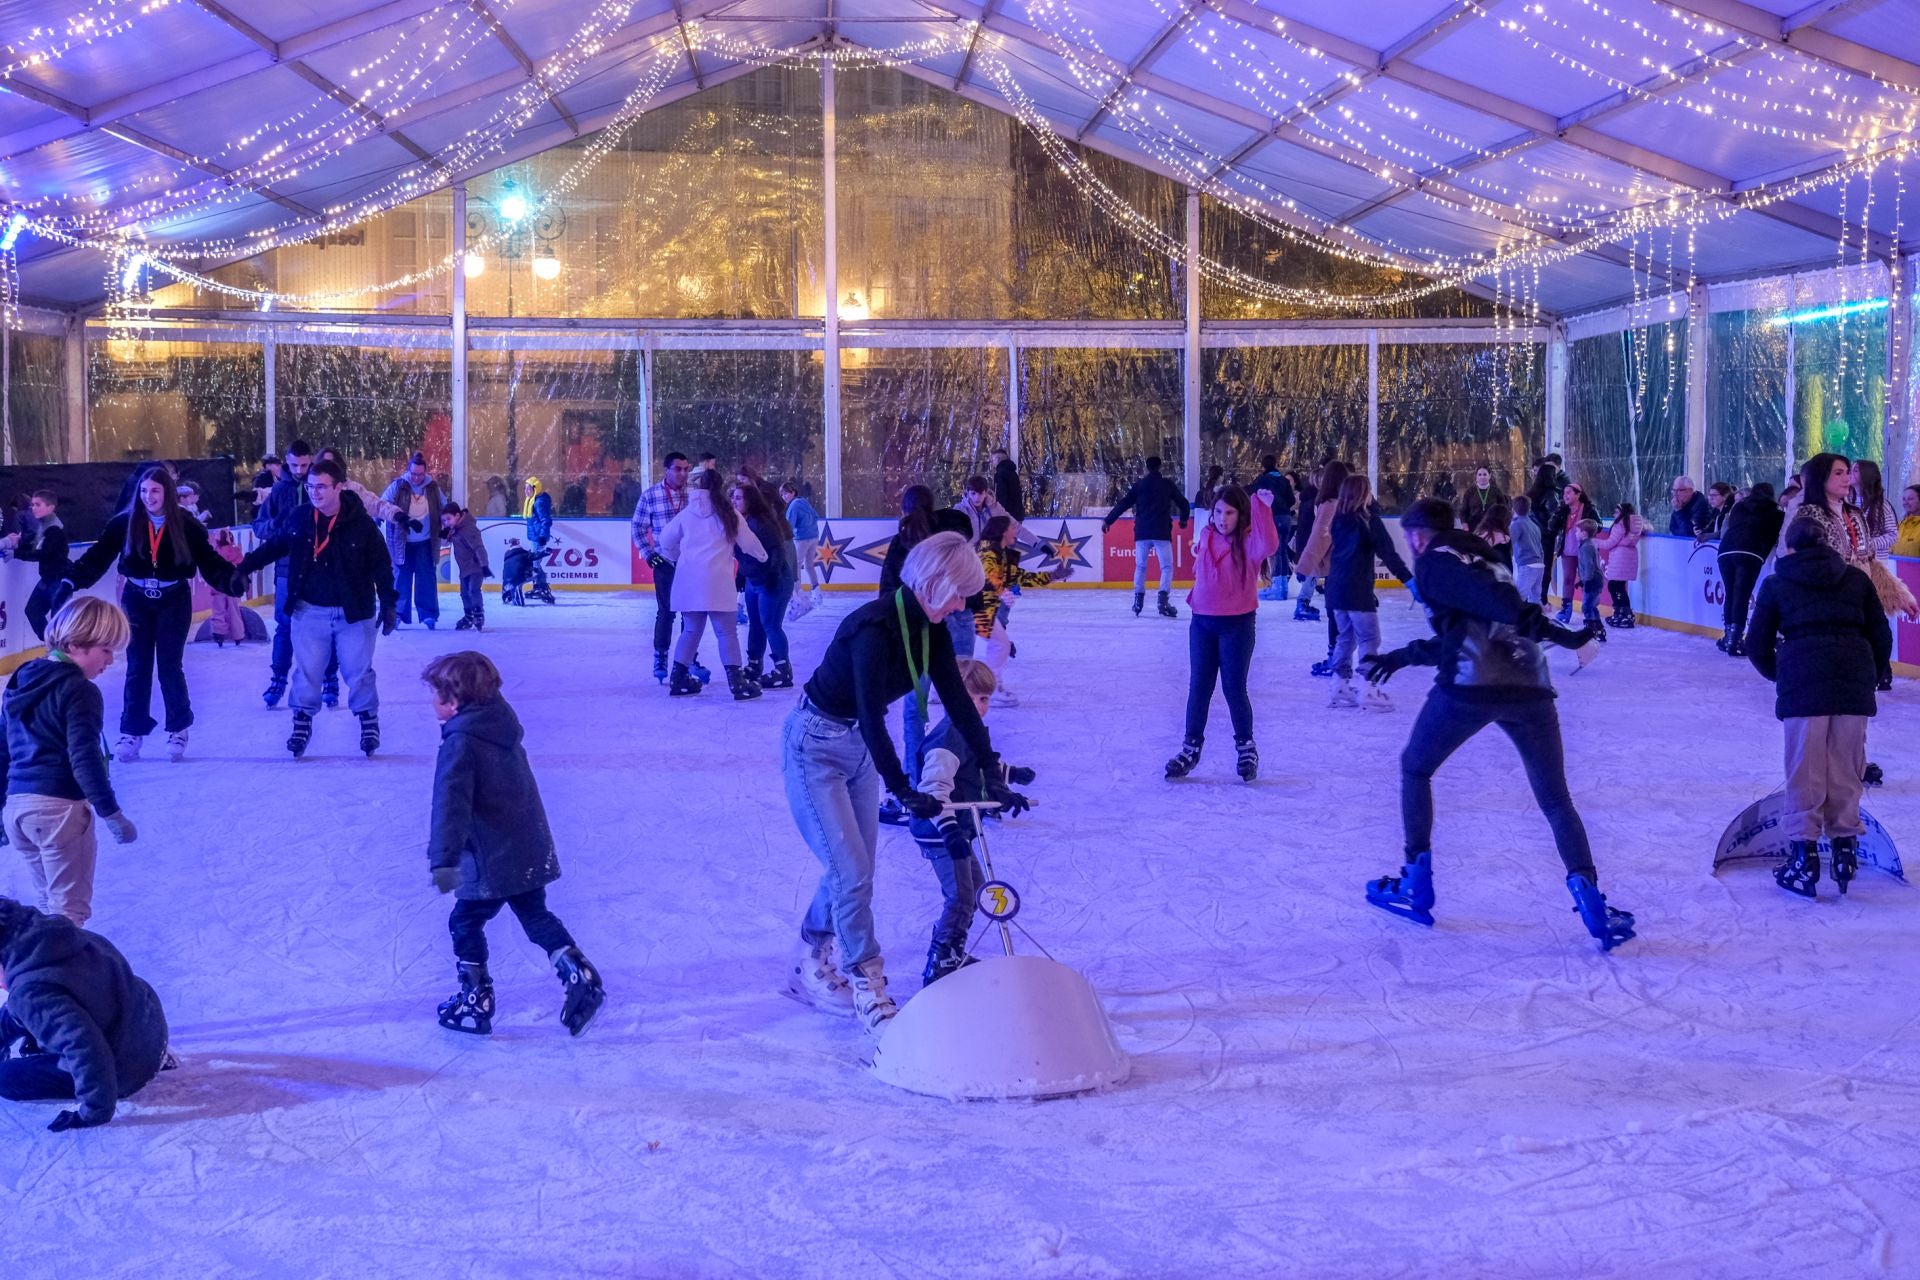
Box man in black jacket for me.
[240,458,398,759]
[990,447,1026,523]
[0,897,168,1130]
[1248,456,1295,598]
[252,439,313,707]
[1357,499,1634,951]
[1102,456,1191,618]
[1716,482,1784,656]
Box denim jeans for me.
[784,702,883,969]
[120,581,193,736]
[448,887,574,965]
[270,573,293,679]
[650,561,677,654]
[1184,610,1257,743]
[459,573,485,619]
[0,1009,74,1102]
[1580,577,1604,626]
[1400,690,1594,878]
[290,603,379,715]
[1514,563,1546,608]
[394,539,439,624]
[904,612,977,785]
[1132,539,1174,592]
[1271,515,1294,578]
[1329,609,1382,680]
[917,837,984,951]
[745,579,795,666]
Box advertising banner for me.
[1713,789,1903,882]
[1635,534,1727,632]
[465,518,632,588]
[1100,519,1195,584]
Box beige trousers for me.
[6,794,98,927]
[1782,716,1869,841]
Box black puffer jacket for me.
[1398,530,1590,702]
[429,696,560,900]
[1324,507,1412,613]
[0,657,118,815]
[0,898,168,1123]
[1745,545,1891,720]
[1719,493,1785,561]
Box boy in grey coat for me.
[424,651,603,1036]
[443,504,491,632]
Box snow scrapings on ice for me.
[1,590,1916,1277]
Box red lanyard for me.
[145,518,163,567]
[313,509,339,558]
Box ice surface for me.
[3,589,1917,1277]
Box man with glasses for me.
[252,440,314,708]
[239,459,398,759]
[1669,476,1712,538]
[633,452,701,684]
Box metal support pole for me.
[822,59,842,518]
[1684,283,1709,484]
[2,313,13,465]
[1546,325,1568,461]
[1783,321,1798,487]
[1183,188,1200,493]
[1623,330,1642,515]
[1366,329,1380,493]
[261,326,276,459]
[639,336,655,486]
[452,182,470,507]
[1886,252,1915,483]
[64,317,86,462]
[1005,333,1019,461]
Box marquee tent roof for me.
[4,0,1918,317]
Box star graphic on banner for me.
[850,533,895,569]
[811,523,858,583]
[1031,521,1093,573]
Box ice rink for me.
[3,587,1917,1278]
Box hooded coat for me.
[660,486,767,612]
[1719,493,1784,561]
[0,657,119,815]
[1596,513,1647,580]
[1745,544,1891,721]
[428,696,560,900]
[0,898,168,1122]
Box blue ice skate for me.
[1566,873,1635,951]
[1366,851,1434,926]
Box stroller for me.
[501,540,556,606]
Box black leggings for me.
[448,887,574,965]
[1184,611,1256,743]
[1719,552,1762,644]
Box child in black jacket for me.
[1323,475,1412,711]
[423,651,604,1037]
[5,490,70,641]
[0,896,168,1130]
[1745,518,1893,897]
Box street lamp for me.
[465,177,568,489]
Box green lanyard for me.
[894,588,929,722]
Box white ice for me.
[3,588,1917,1277]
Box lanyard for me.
[313,509,339,559]
[145,517,163,567]
[894,588,929,722]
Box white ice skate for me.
[1329,680,1359,708]
[114,734,143,763]
[849,956,898,1040]
[992,687,1020,709]
[785,937,855,1016]
[166,729,188,761]
[1363,685,1392,712]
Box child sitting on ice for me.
[424,651,604,1037]
[908,657,1035,985]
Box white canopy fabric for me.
[3,0,1916,316]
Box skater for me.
[909,657,1036,985]
[878,493,981,817]
[1457,464,1505,532]
[1575,519,1606,628]
[951,475,1020,543]
[632,452,693,683]
[444,502,491,631]
[782,478,823,607]
[1597,502,1647,628]
[62,462,249,763]
[1745,519,1892,898]
[523,479,556,605]
[380,453,445,629]
[1192,465,1225,545]
[783,531,1020,1038]
[1288,464,1324,620]
[659,468,767,701]
[1248,457,1296,599]
[236,458,399,759]
[1548,481,1596,622]
[205,527,250,646]
[1509,495,1546,607]
[1356,499,1632,951]
[732,481,797,689]
[991,446,1026,523]
[423,651,604,1037]
[974,515,1072,706]
[1293,458,1354,672]
[253,440,314,708]
[0,897,169,1131]
[1717,483,1783,655]
[1101,456,1190,618]
[1,490,69,641]
[1,598,138,927]
[1165,484,1279,783]
[1324,475,1412,711]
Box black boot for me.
[470,606,484,633]
[668,662,703,696]
[652,650,669,684]
[1131,591,1144,617]
[726,665,763,701]
[761,659,795,689]
[922,940,974,986]
[1165,738,1203,779]
[322,676,340,709]
[358,710,380,757]
[1831,836,1859,895]
[550,946,605,1036]
[1774,839,1820,899]
[454,613,473,631]
[1235,737,1258,782]
[263,675,287,708]
[287,710,313,759]
[438,961,495,1035]
[1157,590,1178,619]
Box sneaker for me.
[166,729,188,762]
[848,956,897,1040]
[114,735,143,763]
[786,937,855,1015]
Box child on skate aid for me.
[424,651,605,1036]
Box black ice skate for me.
[1164,738,1203,779]
[1235,737,1258,782]
[1566,873,1636,951]
[550,946,605,1036]
[1864,762,1884,787]
[287,710,313,759]
[1131,591,1144,617]
[1367,851,1435,927]
[761,660,795,689]
[358,710,380,757]
[262,676,287,708]
[1831,836,1859,896]
[725,665,762,700]
[437,961,495,1035]
[454,613,472,631]
[668,662,703,696]
[1157,590,1178,619]
[652,650,669,684]
[1774,839,1821,899]
[322,676,340,708]
[922,940,975,986]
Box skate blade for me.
[563,990,604,1037]
[1366,895,1434,927]
[438,1017,492,1036]
[780,985,857,1018]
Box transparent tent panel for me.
[1201,344,1369,488]
[89,337,265,519]
[1018,349,1184,518]
[839,347,1008,517]
[1566,323,1686,519]
[467,348,642,517]
[1793,307,1887,467]
[274,342,453,499]
[1706,311,1788,491]
[651,349,826,497]
[10,332,67,465]
[1376,344,1545,516]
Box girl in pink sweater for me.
[1167,485,1279,783]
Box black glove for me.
[1359,648,1414,686]
[380,604,398,636]
[1006,764,1036,786]
[940,824,972,862]
[48,1109,108,1132]
[645,550,670,573]
[985,777,1031,817]
[407,517,424,533]
[227,567,250,597]
[894,788,942,820]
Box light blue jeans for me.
[1133,539,1174,592]
[785,702,882,968]
[290,603,378,715]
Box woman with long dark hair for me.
[731,481,797,690]
[876,485,936,598]
[62,462,247,762]
[1547,481,1595,624]
[1524,463,1560,606]
[1166,483,1279,782]
[1852,459,1898,561]
[659,469,766,700]
[1293,458,1353,672]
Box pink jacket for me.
[1187,499,1280,616]
[1597,514,1646,581]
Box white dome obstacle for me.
[871,803,1129,1101]
[1713,789,1905,883]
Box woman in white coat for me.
[661,469,767,700]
